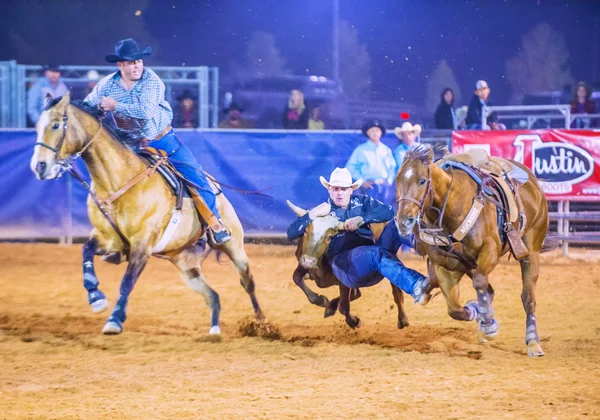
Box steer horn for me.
[286,200,307,217]
[336,222,345,230]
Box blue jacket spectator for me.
[27,65,69,125]
[393,122,422,169]
[346,120,396,204]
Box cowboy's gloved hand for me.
[344,216,364,231]
[308,202,331,220]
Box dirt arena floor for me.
[1,243,599,419]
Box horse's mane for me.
[44,97,144,149]
[404,143,433,163]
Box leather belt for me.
[154,126,172,141]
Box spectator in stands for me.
[486,112,506,130]
[27,64,69,126]
[346,120,396,203]
[308,105,325,130]
[393,122,422,168]
[466,80,492,130]
[283,89,308,129]
[218,102,253,129]
[434,87,457,130]
[570,82,597,128]
[173,90,198,128]
[85,70,101,96]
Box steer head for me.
[287,200,344,270]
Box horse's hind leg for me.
[520,251,544,357]
[338,284,361,329]
[220,239,265,321]
[82,237,108,313]
[170,244,221,335]
[391,285,409,329]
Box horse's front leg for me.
[471,241,500,343]
[82,237,108,313]
[102,244,150,335]
[292,266,330,308]
[338,284,361,329]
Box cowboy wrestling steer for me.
[287,168,432,329]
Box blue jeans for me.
[330,222,424,296]
[149,131,220,218]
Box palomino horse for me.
[30,93,265,335]
[395,145,550,357]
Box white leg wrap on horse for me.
[209,326,221,335]
[91,298,108,313]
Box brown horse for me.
[395,145,550,357]
[30,92,265,335]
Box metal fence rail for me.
[0,62,219,128]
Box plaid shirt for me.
[84,68,173,139]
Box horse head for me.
[394,144,435,236]
[30,91,86,180]
[287,200,344,269]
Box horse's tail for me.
[541,235,560,253]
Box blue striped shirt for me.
[84,68,173,139]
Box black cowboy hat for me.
[176,89,197,102]
[42,64,61,72]
[361,120,386,137]
[105,38,152,63]
[223,102,244,114]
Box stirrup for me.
[209,220,231,245]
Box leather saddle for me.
[438,148,528,224]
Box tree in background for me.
[425,60,462,114]
[227,31,290,81]
[316,20,372,101]
[506,22,574,104]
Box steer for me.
[287,200,410,328]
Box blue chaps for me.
[330,222,424,296]
[149,130,220,218]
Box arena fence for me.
[0,61,219,128]
[2,128,597,255]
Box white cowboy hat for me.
[394,122,422,138]
[319,167,363,190]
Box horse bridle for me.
[34,106,104,172]
[395,164,433,225]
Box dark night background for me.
[1,0,599,106]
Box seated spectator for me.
[345,120,396,204]
[393,122,422,168]
[466,80,492,130]
[173,90,198,128]
[435,88,457,129]
[27,64,69,126]
[283,89,308,129]
[308,105,325,130]
[486,112,507,130]
[570,82,597,128]
[218,102,253,129]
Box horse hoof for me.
[102,321,122,335]
[397,317,410,329]
[316,295,330,308]
[477,319,499,343]
[527,340,545,357]
[90,298,108,314]
[346,317,362,329]
[324,304,337,318]
[209,326,221,335]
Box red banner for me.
[452,130,600,201]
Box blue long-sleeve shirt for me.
[345,140,397,186]
[27,77,69,123]
[288,194,402,260]
[84,68,173,139]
